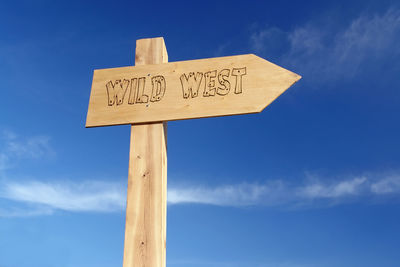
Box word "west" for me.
[180,67,246,98]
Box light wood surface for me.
[86,54,301,127]
[123,37,168,267]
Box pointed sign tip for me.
[294,73,302,83]
[255,68,302,114]
[285,69,302,85]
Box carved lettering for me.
[232,67,246,94]
[180,72,203,99]
[106,79,130,106]
[136,77,148,103]
[128,78,137,104]
[150,76,166,102]
[106,67,247,107]
[217,69,230,96]
[203,70,217,97]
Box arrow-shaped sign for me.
[86,54,301,127]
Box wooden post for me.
[123,37,168,267]
[86,36,301,267]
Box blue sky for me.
[1,0,400,266]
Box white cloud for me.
[168,177,369,207]
[250,8,400,84]
[0,130,54,170]
[6,135,53,159]
[0,180,126,215]
[169,174,400,207]
[298,177,367,199]
[371,175,400,194]
[0,206,54,218]
[168,182,286,206]
[0,172,399,217]
[250,26,288,57]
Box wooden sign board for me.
[86,54,301,127]
[86,37,302,267]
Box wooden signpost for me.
[86,37,301,267]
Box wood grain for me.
[123,37,168,267]
[86,54,301,127]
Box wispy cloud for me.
[298,177,367,199]
[370,175,400,194]
[1,172,400,217]
[0,130,54,170]
[0,205,54,218]
[6,135,53,159]
[0,130,398,216]
[168,181,288,206]
[250,7,400,85]
[0,180,126,214]
[169,173,400,207]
